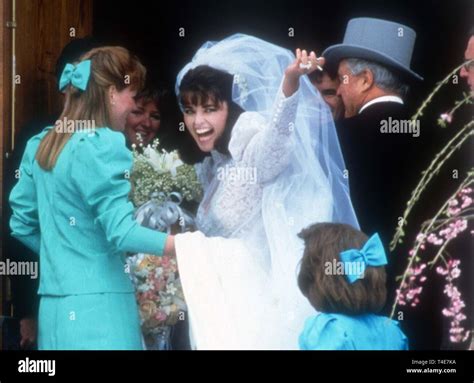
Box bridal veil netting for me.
[174,34,358,349]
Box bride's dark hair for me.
[178,65,244,157]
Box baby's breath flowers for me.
[130,138,202,207]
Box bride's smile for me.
[183,101,229,152]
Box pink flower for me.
[447,199,462,216]
[440,113,453,123]
[436,266,448,275]
[442,308,453,317]
[413,263,426,275]
[454,220,467,231]
[427,233,443,245]
[396,261,427,308]
[439,259,470,343]
[439,219,468,240]
[416,233,426,243]
[447,207,461,216]
[155,310,167,322]
[461,196,472,209]
[450,267,461,279]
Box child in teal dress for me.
[297,223,408,350]
[9,46,174,350]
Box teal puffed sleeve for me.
[9,135,43,254]
[299,314,353,350]
[71,128,168,255]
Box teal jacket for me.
[9,127,168,296]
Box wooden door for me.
[0,0,93,348]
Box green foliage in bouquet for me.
[130,138,202,207]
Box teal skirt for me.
[38,292,144,350]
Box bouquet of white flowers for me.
[128,138,202,349]
[130,138,202,208]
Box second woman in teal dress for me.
[9,46,174,350]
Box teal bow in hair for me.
[339,233,387,283]
[59,60,91,91]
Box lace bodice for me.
[194,87,299,237]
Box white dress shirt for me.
[358,95,404,114]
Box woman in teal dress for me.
[9,46,174,350]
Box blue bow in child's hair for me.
[339,233,387,283]
[59,60,91,91]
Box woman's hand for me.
[20,318,37,349]
[164,234,176,257]
[283,49,325,97]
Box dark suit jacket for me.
[337,101,422,243]
[337,101,444,349]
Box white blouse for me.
[194,86,299,238]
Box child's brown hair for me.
[297,222,387,315]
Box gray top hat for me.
[323,17,423,81]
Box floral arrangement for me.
[127,137,202,349]
[130,138,202,207]
[126,253,186,334]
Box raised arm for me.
[230,49,324,183]
[282,49,324,97]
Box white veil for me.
[175,34,359,348]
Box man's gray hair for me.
[345,58,409,97]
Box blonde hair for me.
[36,46,146,170]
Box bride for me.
[171,34,358,349]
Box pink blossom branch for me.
[390,173,473,318]
[411,60,473,122]
[420,212,474,233]
[390,122,474,251]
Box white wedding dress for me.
[173,33,358,350]
[175,87,332,350]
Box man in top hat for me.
[323,18,444,349]
[323,17,423,244]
